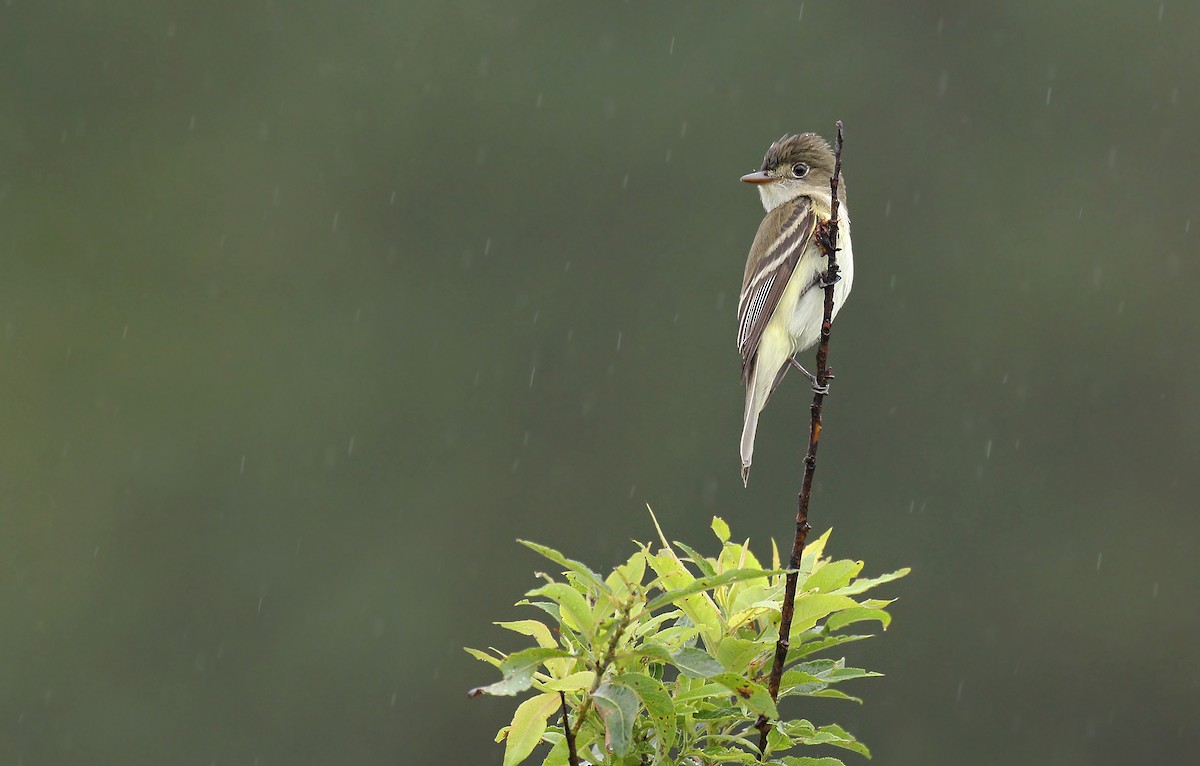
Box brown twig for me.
[570,600,633,740]
[755,120,845,758]
[560,691,580,766]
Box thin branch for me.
[571,599,634,739]
[560,691,580,766]
[756,120,845,758]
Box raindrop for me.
[680,121,688,139]
[121,325,129,340]
[621,173,629,190]
[668,36,675,54]
[523,431,530,447]
[1107,146,1118,169]
[347,436,355,456]
[529,366,537,387]
[956,680,964,701]
[937,71,949,97]
[478,56,489,76]
[798,2,805,21]
[937,16,945,34]
[389,190,396,205]
[532,310,540,324]
[1096,551,1103,570]
[536,93,543,108]
[240,456,246,475]
[484,237,492,256]
[985,440,992,459]
[889,274,896,290]
[1152,581,1158,598]
[1158,4,1164,21]
[616,332,623,351]
[1045,86,1052,106]
[629,485,636,498]
[884,200,892,217]
[188,115,196,131]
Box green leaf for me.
[798,529,832,576]
[827,567,910,597]
[674,541,717,578]
[787,594,861,637]
[497,620,558,649]
[712,673,778,718]
[605,549,647,595]
[464,647,503,667]
[777,758,847,766]
[527,583,593,640]
[784,633,870,664]
[790,723,870,758]
[539,671,595,691]
[470,647,572,697]
[711,516,731,543]
[646,568,779,613]
[614,673,676,753]
[668,646,726,678]
[824,606,892,632]
[802,559,863,593]
[503,692,561,766]
[519,540,609,593]
[646,552,724,645]
[593,681,640,756]
[715,636,768,674]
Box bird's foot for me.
[789,357,833,394]
[815,221,840,257]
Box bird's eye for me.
[791,163,809,179]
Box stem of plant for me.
[755,120,845,758]
[560,691,580,766]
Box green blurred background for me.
[2,2,1198,764]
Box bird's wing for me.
[736,197,819,384]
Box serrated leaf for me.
[519,540,608,593]
[527,583,593,640]
[712,673,778,718]
[593,681,640,756]
[824,606,892,632]
[828,567,910,597]
[614,673,676,753]
[503,692,562,766]
[699,746,760,763]
[469,647,572,697]
[802,559,863,593]
[712,516,731,543]
[777,758,847,766]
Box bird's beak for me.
[740,171,775,185]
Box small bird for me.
[737,133,854,486]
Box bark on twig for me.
[756,120,845,758]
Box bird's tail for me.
[741,336,794,486]
[740,378,763,487]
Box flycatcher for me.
[737,133,853,486]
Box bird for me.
[737,133,853,486]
